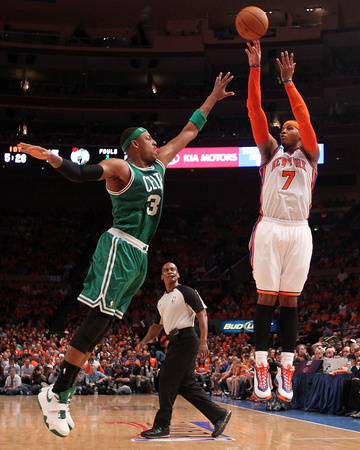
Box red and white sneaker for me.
[275,364,295,402]
[253,363,272,401]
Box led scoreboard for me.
[1,145,121,166]
[1,144,324,167]
[4,146,28,164]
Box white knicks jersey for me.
[259,146,317,221]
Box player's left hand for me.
[210,72,235,101]
[276,51,296,82]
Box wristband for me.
[250,64,261,68]
[283,78,293,84]
[189,109,207,131]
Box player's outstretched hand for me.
[17,142,52,160]
[245,39,261,66]
[276,51,296,82]
[210,72,235,101]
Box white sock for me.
[255,351,268,366]
[281,352,294,367]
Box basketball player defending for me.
[246,40,319,402]
[17,72,234,438]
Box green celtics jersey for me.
[107,159,165,244]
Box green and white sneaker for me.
[37,386,76,437]
[64,387,75,430]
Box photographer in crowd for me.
[30,364,47,395]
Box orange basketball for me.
[235,6,269,40]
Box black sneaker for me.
[345,409,359,417]
[336,407,353,416]
[141,427,170,439]
[211,410,232,438]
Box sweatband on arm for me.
[189,109,207,131]
[55,158,104,182]
[247,67,270,145]
[284,82,318,152]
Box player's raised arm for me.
[245,40,278,163]
[276,51,319,164]
[156,72,234,167]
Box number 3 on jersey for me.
[282,171,295,190]
[147,194,161,216]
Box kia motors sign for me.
[167,145,324,169]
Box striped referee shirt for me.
[154,284,206,335]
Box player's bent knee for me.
[70,307,112,353]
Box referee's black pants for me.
[153,327,226,428]
[342,378,360,410]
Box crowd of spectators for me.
[1,200,360,410]
[1,322,360,404]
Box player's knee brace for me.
[69,307,113,353]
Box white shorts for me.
[249,217,313,296]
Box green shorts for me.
[78,230,147,318]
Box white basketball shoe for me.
[253,363,272,401]
[37,385,76,437]
[275,364,295,402]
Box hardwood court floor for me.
[1,393,360,449]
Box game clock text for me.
[4,146,27,164]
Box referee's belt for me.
[168,327,194,340]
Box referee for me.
[137,262,232,439]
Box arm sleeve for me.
[247,67,270,145]
[55,159,104,182]
[284,82,318,152]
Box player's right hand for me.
[17,142,52,160]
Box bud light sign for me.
[220,320,277,333]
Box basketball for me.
[235,6,269,40]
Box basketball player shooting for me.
[246,40,319,405]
